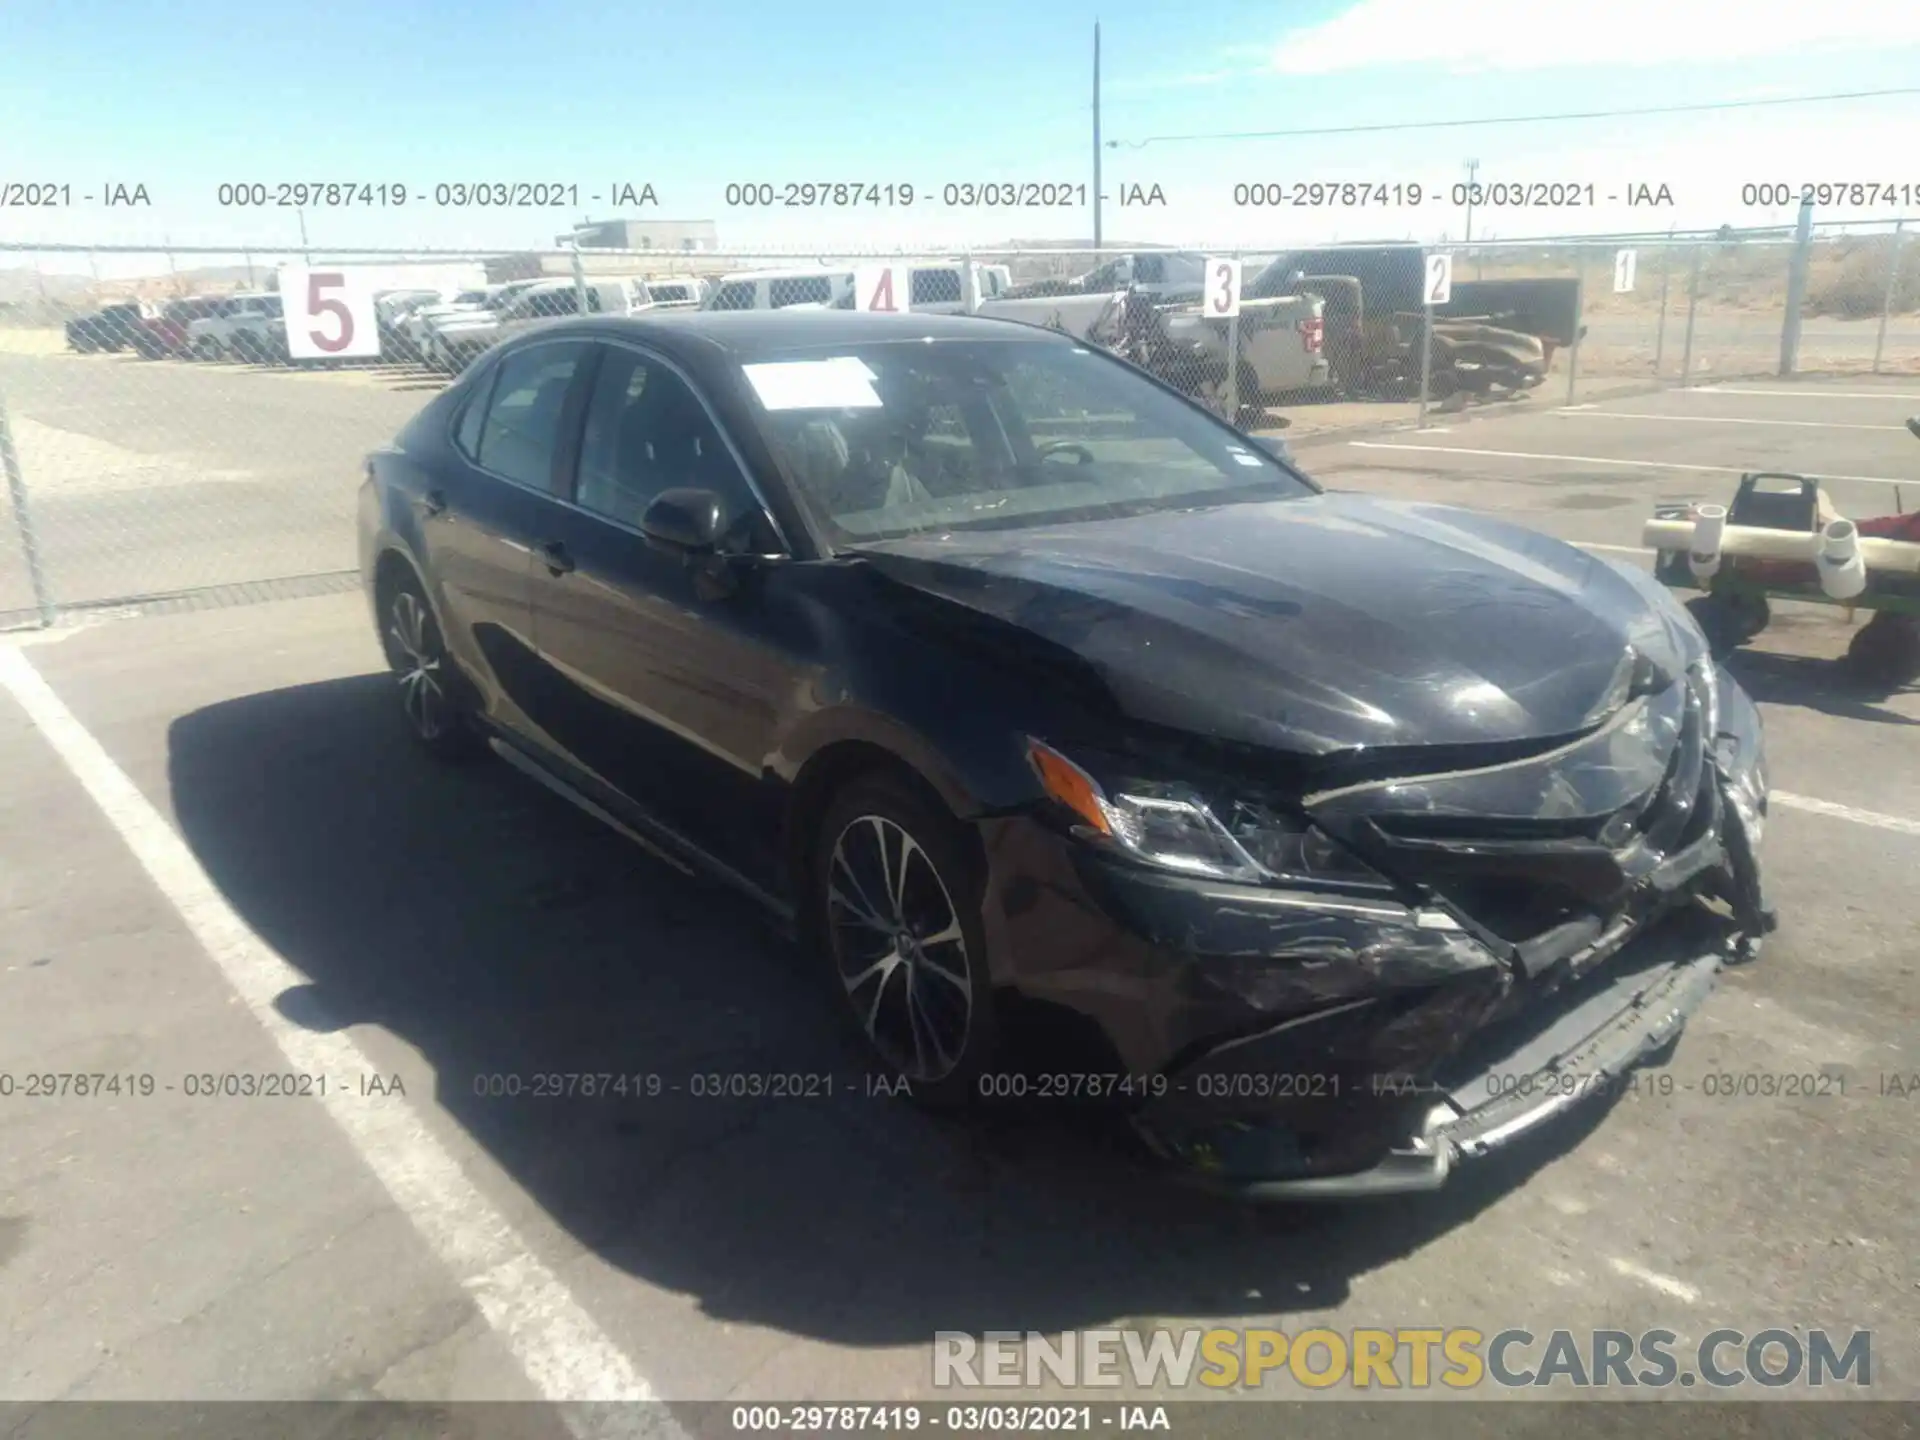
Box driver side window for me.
[573,345,774,548]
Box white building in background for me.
[556,219,720,252]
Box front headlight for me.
[1028,739,1394,892]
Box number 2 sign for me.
[1202,256,1242,318]
[278,264,381,360]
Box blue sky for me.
[5,0,1920,269]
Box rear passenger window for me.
[473,342,591,489]
[454,370,493,458]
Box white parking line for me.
[1693,387,1920,400]
[0,646,677,1437]
[1608,1258,1701,1303]
[1349,441,1911,487]
[1555,412,1906,432]
[1773,791,1920,838]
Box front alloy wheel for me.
[381,580,477,759]
[816,777,993,1103]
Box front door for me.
[526,341,799,890]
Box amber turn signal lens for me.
[1027,740,1112,836]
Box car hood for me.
[847,492,1690,756]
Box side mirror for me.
[1907,416,1920,440]
[640,487,725,556]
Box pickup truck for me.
[66,301,153,353]
[185,292,286,361]
[1244,246,1578,398]
[133,295,227,359]
[402,282,548,363]
[1160,293,1332,415]
[432,278,664,372]
[1073,251,1208,302]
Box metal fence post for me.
[1779,197,1815,377]
[1225,251,1242,427]
[1680,244,1703,388]
[0,388,55,628]
[1874,220,1905,375]
[1417,298,1435,427]
[570,242,589,316]
[1653,228,1674,376]
[1565,255,1585,404]
[960,248,979,314]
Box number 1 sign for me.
[278,264,381,360]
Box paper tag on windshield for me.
[742,357,883,411]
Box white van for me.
[702,263,983,314]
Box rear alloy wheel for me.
[815,777,993,1106]
[380,577,479,760]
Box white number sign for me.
[278,264,381,360]
[854,265,907,314]
[1424,252,1453,306]
[1203,256,1242,318]
[1614,249,1638,294]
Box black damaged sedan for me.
[357,310,1774,1198]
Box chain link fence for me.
[2,222,1915,628]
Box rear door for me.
[526,339,797,888]
[418,338,596,738]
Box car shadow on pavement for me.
[166,674,1619,1347]
[1723,649,1920,727]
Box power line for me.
[1106,85,1920,149]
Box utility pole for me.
[1463,158,1480,244]
[297,206,311,262]
[1092,21,1103,251]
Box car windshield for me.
[741,338,1314,546]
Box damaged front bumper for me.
[1146,905,1733,1199]
[984,667,1772,1200]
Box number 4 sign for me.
[854,265,907,314]
[278,264,381,360]
[1202,256,1242,318]
[1424,252,1453,306]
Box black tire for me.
[810,772,996,1109]
[1687,591,1769,659]
[377,570,482,761]
[1843,611,1920,692]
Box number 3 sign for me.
[1202,256,1242,318]
[277,264,381,360]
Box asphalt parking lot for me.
[1,373,1917,1434]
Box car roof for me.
[517,309,1065,360]
[715,262,961,283]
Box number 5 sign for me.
[1202,256,1242,318]
[278,264,381,359]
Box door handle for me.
[539,540,576,576]
[419,489,448,518]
